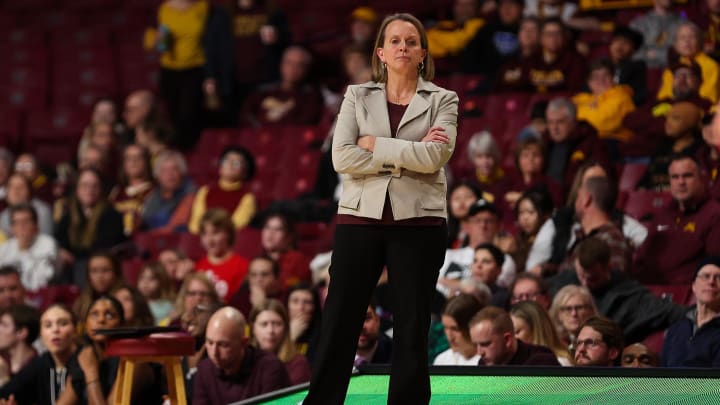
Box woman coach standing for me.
[304,13,459,405]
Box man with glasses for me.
[661,256,720,367]
[574,316,624,367]
[550,237,685,344]
[509,273,550,309]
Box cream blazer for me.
[332,78,459,220]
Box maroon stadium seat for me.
[618,162,648,192]
[133,231,182,260]
[622,190,673,221]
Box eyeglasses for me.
[559,304,591,314]
[696,273,720,283]
[575,338,605,349]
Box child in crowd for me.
[137,262,177,324]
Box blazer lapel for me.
[360,90,392,138]
[397,94,430,135]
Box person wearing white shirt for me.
[0,204,57,291]
[433,294,484,366]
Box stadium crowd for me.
[1,0,720,403]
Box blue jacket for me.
[661,307,720,367]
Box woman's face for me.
[449,185,478,219]
[85,299,122,342]
[88,256,116,294]
[471,248,501,286]
[76,171,102,208]
[674,25,699,57]
[40,307,75,356]
[252,310,285,354]
[137,269,160,299]
[6,174,31,205]
[377,20,426,75]
[473,154,496,177]
[93,100,117,124]
[519,20,540,50]
[558,295,593,334]
[156,159,182,191]
[91,123,115,152]
[113,288,135,323]
[219,151,247,183]
[517,198,541,235]
[540,22,564,54]
[511,314,533,344]
[288,290,314,321]
[441,314,472,353]
[123,146,147,180]
[261,216,290,253]
[518,145,543,176]
[183,279,213,314]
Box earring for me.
[418,61,424,72]
[383,62,387,70]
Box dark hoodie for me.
[462,18,520,75]
[0,351,72,405]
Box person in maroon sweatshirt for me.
[635,154,720,284]
[542,98,609,195]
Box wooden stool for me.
[105,332,195,405]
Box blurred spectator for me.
[505,138,563,209]
[0,304,39,385]
[286,283,322,362]
[0,149,14,206]
[697,0,720,61]
[241,46,324,127]
[229,255,285,318]
[630,0,683,68]
[542,98,609,193]
[232,0,291,105]
[340,44,373,86]
[463,0,523,76]
[639,101,704,190]
[0,173,53,236]
[609,26,648,105]
[188,146,256,234]
[113,285,155,327]
[527,162,647,275]
[635,154,720,284]
[510,300,573,365]
[194,307,290,403]
[516,99,548,141]
[77,144,109,177]
[470,243,511,307]
[437,199,517,294]
[200,2,236,127]
[524,18,586,93]
[89,98,126,137]
[137,262,176,324]
[123,90,158,142]
[657,21,720,103]
[509,272,551,309]
[549,237,686,344]
[523,0,599,31]
[183,301,221,371]
[470,306,560,365]
[496,17,540,91]
[573,60,635,144]
[249,299,311,384]
[55,169,125,286]
[427,0,484,66]
[0,304,77,405]
[0,267,25,311]
[14,154,53,204]
[354,303,392,367]
[622,343,659,367]
[548,285,597,352]
[508,190,554,271]
[142,150,197,231]
[463,131,511,211]
[698,113,720,201]
[0,204,58,292]
[348,6,379,55]
[260,212,311,288]
[78,121,118,162]
[109,145,154,236]
[135,120,172,162]
[162,272,220,327]
[158,248,196,285]
[196,209,250,302]
[661,256,720,367]
[72,252,126,324]
[447,181,482,249]
[433,294,483,365]
[574,315,624,366]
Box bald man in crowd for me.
[193,307,290,405]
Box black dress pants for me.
[304,222,447,405]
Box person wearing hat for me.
[436,198,517,298]
[188,145,257,234]
[657,21,720,103]
[609,25,647,105]
[661,256,720,367]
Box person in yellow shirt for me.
[427,0,484,59]
[657,21,720,104]
[573,60,635,143]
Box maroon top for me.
[193,346,291,405]
[338,101,444,226]
[479,340,560,366]
[285,354,311,385]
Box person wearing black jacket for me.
[462,0,523,78]
[0,305,78,405]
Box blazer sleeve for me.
[332,87,387,175]
[372,90,459,174]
